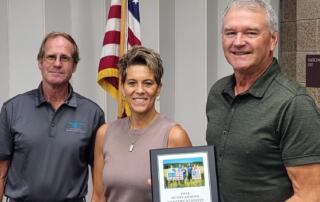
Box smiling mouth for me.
[133,98,147,101]
[232,51,251,55]
[49,71,63,75]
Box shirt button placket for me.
[49,111,56,137]
[220,102,237,161]
[49,121,55,137]
[220,130,228,157]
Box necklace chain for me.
[128,133,142,152]
[127,113,159,152]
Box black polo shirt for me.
[0,84,105,202]
[206,59,320,202]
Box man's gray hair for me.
[222,0,278,33]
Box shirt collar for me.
[222,58,281,99]
[35,83,77,108]
[248,58,281,98]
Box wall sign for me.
[306,54,320,87]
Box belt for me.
[7,197,86,202]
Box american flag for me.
[97,0,141,118]
[127,0,141,48]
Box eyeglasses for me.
[43,54,73,64]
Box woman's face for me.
[122,64,161,115]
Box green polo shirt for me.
[206,59,320,202]
[0,84,105,202]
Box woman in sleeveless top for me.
[91,46,192,202]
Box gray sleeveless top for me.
[102,115,175,202]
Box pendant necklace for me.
[128,122,145,152]
[128,118,144,152]
[129,144,134,152]
[128,132,143,152]
[127,113,159,152]
[129,142,135,152]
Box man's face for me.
[38,36,76,88]
[222,7,278,74]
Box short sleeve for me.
[0,104,13,160]
[280,94,320,166]
[88,109,105,166]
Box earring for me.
[122,94,126,100]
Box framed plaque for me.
[150,145,219,202]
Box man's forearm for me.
[286,164,320,202]
[286,192,320,202]
[0,178,4,201]
[0,160,9,201]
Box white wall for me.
[0,0,9,106]
[159,0,175,119]
[174,0,207,146]
[7,1,43,97]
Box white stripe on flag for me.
[101,43,120,58]
[105,18,121,32]
[110,0,121,6]
[128,11,141,38]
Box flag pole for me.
[118,0,127,118]
[120,0,126,56]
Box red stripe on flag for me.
[105,77,119,89]
[127,28,141,47]
[98,56,119,71]
[103,31,121,45]
[108,5,121,19]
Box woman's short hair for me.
[37,31,80,64]
[119,46,163,85]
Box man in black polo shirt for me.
[0,32,105,202]
[206,0,320,201]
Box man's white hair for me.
[222,0,279,33]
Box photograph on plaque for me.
[150,145,219,202]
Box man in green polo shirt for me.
[206,0,320,201]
